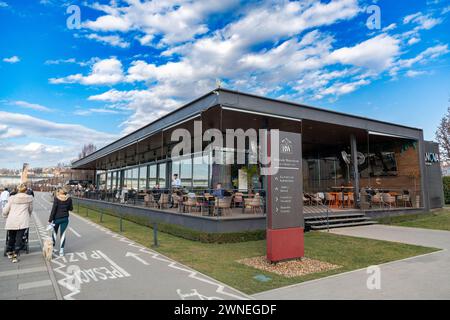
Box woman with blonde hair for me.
[2,184,33,263]
[49,187,73,257]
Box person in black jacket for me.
[48,187,73,257]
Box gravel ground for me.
[238,256,341,278]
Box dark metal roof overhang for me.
[72,91,220,169]
[72,88,424,170]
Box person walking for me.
[26,187,35,197]
[2,184,33,263]
[0,187,10,212]
[48,187,73,257]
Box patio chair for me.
[303,194,311,206]
[183,197,199,213]
[348,192,355,207]
[309,193,323,206]
[336,193,348,207]
[382,193,396,208]
[215,197,232,216]
[325,193,335,207]
[158,193,169,209]
[244,195,262,214]
[144,193,155,207]
[171,193,183,210]
[233,192,244,208]
[371,193,382,208]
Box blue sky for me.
[0,0,449,169]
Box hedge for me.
[443,176,450,204]
[73,200,266,244]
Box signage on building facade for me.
[425,152,439,166]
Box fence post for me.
[86,206,89,217]
[119,213,123,232]
[100,209,103,223]
[152,222,158,248]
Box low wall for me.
[73,197,266,234]
[364,207,426,219]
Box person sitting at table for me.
[120,185,128,204]
[212,183,225,199]
[172,174,181,189]
[152,184,162,201]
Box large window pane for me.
[193,154,209,188]
[180,157,192,188]
[131,168,139,190]
[139,166,147,191]
[158,163,166,188]
[148,164,157,188]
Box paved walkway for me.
[31,192,249,300]
[254,224,450,299]
[0,207,58,300]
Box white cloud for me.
[382,23,397,32]
[407,37,420,45]
[0,1,8,8]
[83,15,132,32]
[44,57,99,67]
[390,44,449,76]
[316,79,370,97]
[82,0,240,46]
[49,58,124,85]
[48,0,449,137]
[0,142,75,168]
[0,111,118,167]
[73,108,124,116]
[403,12,442,30]
[0,111,116,144]
[85,34,130,48]
[3,56,20,63]
[45,58,76,65]
[0,125,23,139]
[405,70,427,78]
[328,34,400,71]
[11,100,52,112]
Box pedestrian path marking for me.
[125,252,150,265]
[97,250,131,277]
[69,227,81,237]
[19,279,52,290]
[0,266,47,278]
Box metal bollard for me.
[152,222,159,248]
[119,215,123,232]
[100,209,103,223]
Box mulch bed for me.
[237,256,341,278]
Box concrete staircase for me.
[304,205,376,231]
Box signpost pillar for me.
[266,130,304,263]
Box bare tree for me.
[78,143,97,160]
[436,105,450,163]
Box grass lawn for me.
[74,206,439,295]
[377,209,450,231]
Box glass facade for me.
[89,107,423,214]
[139,166,147,191]
[158,163,166,188]
[148,164,157,188]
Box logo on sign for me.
[425,152,439,166]
[280,138,293,154]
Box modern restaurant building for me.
[72,88,444,233]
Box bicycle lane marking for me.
[34,195,132,300]
[35,193,250,300]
